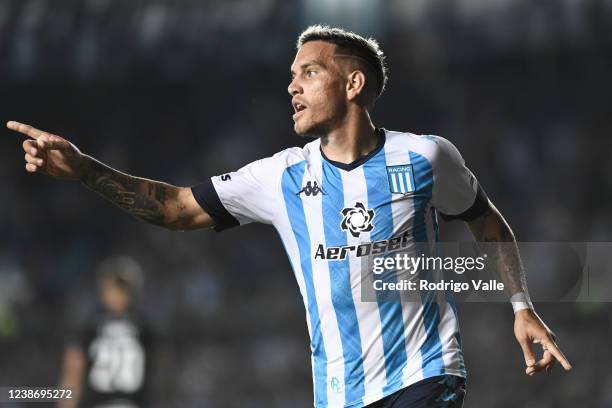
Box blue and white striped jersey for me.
[193,129,479,408]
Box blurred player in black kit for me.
[59,256,152,408]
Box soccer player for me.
[59,257,151,408]
[8,25,570,408]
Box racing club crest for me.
[386,164,416,194]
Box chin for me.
[294,123,312,138]
[294,120,325,138]
[293,123,306,136]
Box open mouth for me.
[292,101,307,119]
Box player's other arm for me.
[430,135,571,376]
[7,121,213,231]
[466,200,525,299]
[466,200,572,375]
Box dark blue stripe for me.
[281,161,328,407]
[363,149,409,393]
[409,151,446,377]
[321,161,365,406]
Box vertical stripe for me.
[281,161,328,407]
[397,173,406,193]
[303,159,347,407]
[321,162,366,406]
[382,139,426,388]
[363,149,409,393]
[343,167,387,402]
[391,173,399,193]
[409,151,446,377]
[404,172,414,192]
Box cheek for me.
[310,84,342,113]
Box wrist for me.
[514,308,535,319]
[510,291,533,314]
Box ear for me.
[345,70,366,102]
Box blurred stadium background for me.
[1,0,611,406]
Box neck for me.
[320,110,378,164]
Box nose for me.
[288,78,302,96]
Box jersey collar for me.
[319,128,386,172]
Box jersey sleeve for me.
[431,136,488,221]
[191,156,281,231]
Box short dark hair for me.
[297,25,388,102]
[97,256,143,294]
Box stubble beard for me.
[294,115,327,140]
[294,109,339,142]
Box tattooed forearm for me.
[485,233,526,298]
[469,206,528,297]
[79,155,176,227]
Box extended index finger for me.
[6,121,46,140]
[542,338,572,371]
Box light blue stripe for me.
[409,151,446,377]
[364,149,409,393]
[321,161,365,407]
[281,161,328,407]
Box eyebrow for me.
[290,60,325,77]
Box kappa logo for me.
[296,181,325,197]
[341,202,375,238]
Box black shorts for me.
[366,375,466,408]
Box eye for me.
[306,70,317,78]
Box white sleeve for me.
[191,156,281,231]
[431,136,480,217]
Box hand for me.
[7,121,84,180]
[514,308,572,376]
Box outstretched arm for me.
[467,200,572,375]
[7,121,213,231]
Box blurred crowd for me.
[0,0,611,407]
